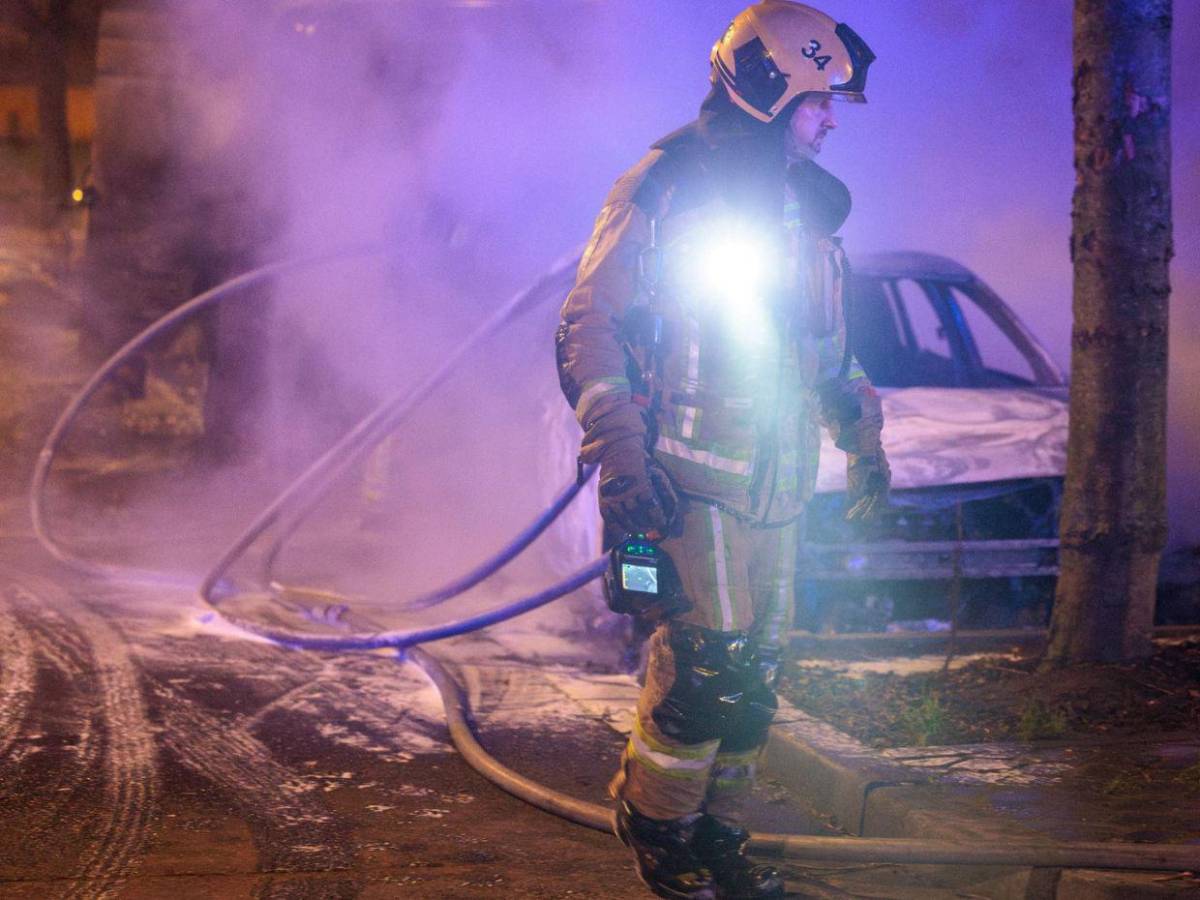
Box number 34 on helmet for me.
[711,0,877,121]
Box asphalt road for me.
[0,525,1089,900]
[0,538,660,898]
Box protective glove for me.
[597,436,678,537]
[845,450,891,524]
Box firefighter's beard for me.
[785,128,826,163]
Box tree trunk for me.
[1043,0,1173,666]
[31,1,73,224]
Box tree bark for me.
[1,0,76,221]
[33,0,73,222]
[1044,0,1172,665]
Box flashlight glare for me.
[698,234,767,301]
[681,227,776,347]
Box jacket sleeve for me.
[814,257,884,459]
[555,198,653,464]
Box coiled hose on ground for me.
[30,247,1200,875]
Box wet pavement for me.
[0,550,652,899]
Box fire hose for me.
[30,246,1200,875]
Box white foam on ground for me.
[540,669,640,736]
[0,596,36,759]
[164,606,280,645]
[793,652,1023,678]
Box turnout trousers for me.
[611,505,800,822]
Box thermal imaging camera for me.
[604,535,690,622]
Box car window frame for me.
[882,277,974,387]
[853,273,1065,389]
[945,279,1065,387]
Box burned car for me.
[802,251,1068,631]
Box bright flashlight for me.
[696,232,769,303]
[681,224,776,344]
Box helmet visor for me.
[830,23,876,99]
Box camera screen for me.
[621,563,658,594]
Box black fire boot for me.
[692,815,785,899]
[615,801,717,899]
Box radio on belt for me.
[604,534,691,622]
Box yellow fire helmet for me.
[710,1,876,122]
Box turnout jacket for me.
[556,115,882,527]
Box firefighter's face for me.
[787,93,838,157]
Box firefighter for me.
[556,3,886,897]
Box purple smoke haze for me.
[166,0,1198,587]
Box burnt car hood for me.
[815,387,1068,493]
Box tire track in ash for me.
[244,654,449,763]
[150,679,360,896]
[0,596,102,897]
[0,600,99,782]
[57,596,160,900]
[0,586,37,761]
[5,574,160,900]
[230,654,450,899]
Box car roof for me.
[853,251,977,284]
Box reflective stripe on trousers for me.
[613,511,800,820]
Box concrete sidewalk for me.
[480,627,1200,898]
[765,670,1200,898]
